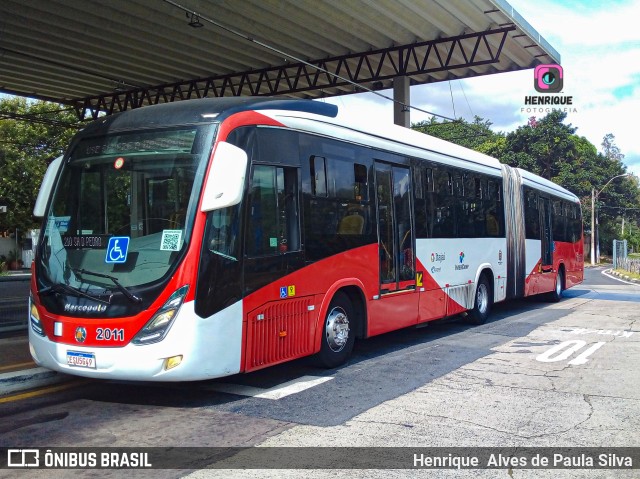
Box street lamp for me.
[590,173,630,265]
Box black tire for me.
[316,292,355,368]
[548,268,564,303]
[466,274,492,325]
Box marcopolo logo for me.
[64,303,108,314]
[534,64,563,93]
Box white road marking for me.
[204,375,333,400]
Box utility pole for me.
[590,188,595,265]
[590,174,631,265]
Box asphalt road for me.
[1,267,638,478]
[0,279,29,332]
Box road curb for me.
[608,269,640,283]
[0,274,31,283]
[0,367,69,397]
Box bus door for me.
[539,196,554,275]
[243,164,311,371]
[375,162,416,294]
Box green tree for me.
[475,134,507,159]
[0,97,80,236]
[602,133,624,164]
[593,135,640,252]
[623,215,640,252]
[501,111,578,181]
[412,115,503,151]
[412,110,640,255]
[499,113,638,250]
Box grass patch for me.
[614,268,640,281]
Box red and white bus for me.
[29,98,583,381]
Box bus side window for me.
[552,199,565,242]
[310,156,327,197]
[353,163,368,201]
[425,168,434,193]
[524,188,540,239]
[207,207,239,260]
[247,165,300,256]
[431,168,454,238]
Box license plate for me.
[66,351,96,369]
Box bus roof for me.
[517,169,579,203]
[78,97,337,136]
[262,106,579,203]
[268,107,505,175]
[78,97,579,202]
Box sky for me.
[321,0,640,177]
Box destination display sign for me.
[75,129,197,159]
[62,235,110,249]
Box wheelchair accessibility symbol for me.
[105,236,130,264]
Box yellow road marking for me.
[0,361,35,372]
[0,380,86,404]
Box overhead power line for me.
[0,111,81,129]
[162,0,458,123]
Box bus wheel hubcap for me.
[477,284,489,314]
[326,307,349,352]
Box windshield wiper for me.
[72,268,143,304]
[40,283,111,304]
[210,249,237,262]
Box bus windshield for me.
[38,126,213,291]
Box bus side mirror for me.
[200,142,248,212]
[34,155,64,217]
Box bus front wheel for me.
[317,292,355,368]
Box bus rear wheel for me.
[466,275,492,325]
[548,269,564,302]
[317,292,355,368]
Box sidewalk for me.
[0,269,70,397]
[0,328,70,397]
[0,268,31,282]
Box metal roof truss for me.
[77,26,515,121]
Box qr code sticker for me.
[160,230,183,251]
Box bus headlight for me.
[132,285,189,345]
[29,294,45,337]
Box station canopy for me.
[0,0,559,121]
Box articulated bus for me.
[29,98,583,381]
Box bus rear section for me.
[518,171,584,301]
